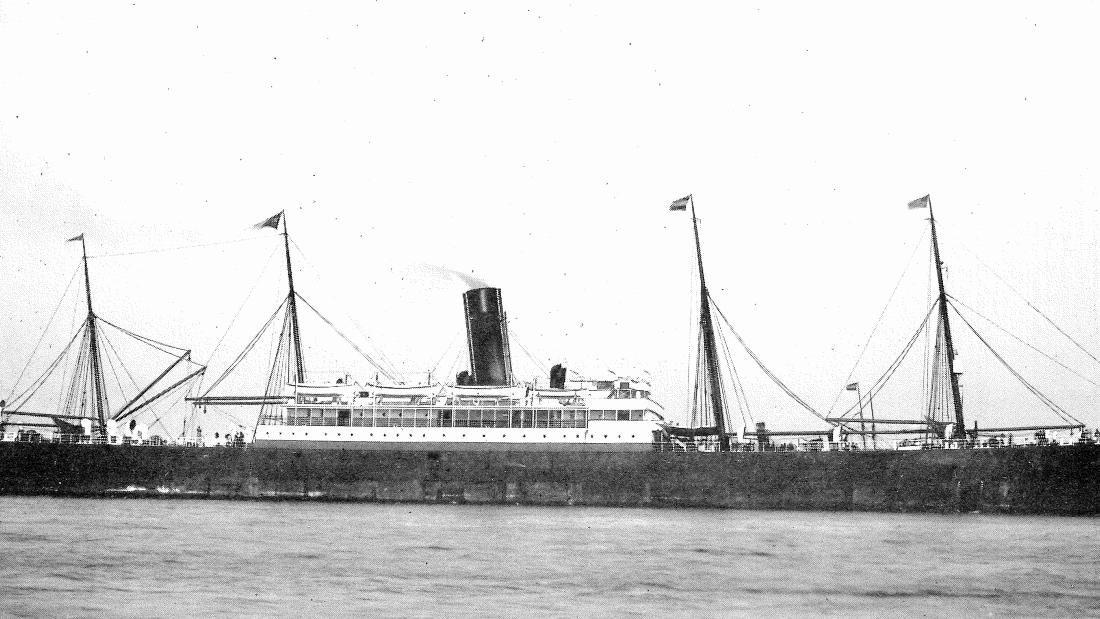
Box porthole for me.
[542,435,546,439]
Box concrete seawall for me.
[1,443,1098,514]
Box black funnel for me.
[463,288,513,386]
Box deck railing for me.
[0,432,237,447]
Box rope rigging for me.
[295,293,399,383]
[193,245,281,394]
[288,237,405,378]
[826,229,929,415]
[96,316,190,357]
[200,296,289,397]
[939,223,1100,370]
[90,235,269,258]
[948,294,1100,391]
[427,328,464,382]
[506,326,550,378]
[947,299,1082,426]
[4,324,87,414]
[3,264,82,404]
[835,300,939,419]
[709,296,830,424]
[713,315,753,430]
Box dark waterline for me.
[1,497,1097,617]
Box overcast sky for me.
[3,2,1100,434]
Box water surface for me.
[0,497,1096,616]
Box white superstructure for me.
[254,374,668,451]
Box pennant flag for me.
[845,382,859,391]
[66,233,84,242]
[669,195,691,211]
[253,212,283,230]
[907,195,930,210]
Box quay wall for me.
[1,443,1098,515]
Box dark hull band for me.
[2,442,1099,515]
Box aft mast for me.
[281,212,305,383]
[673,195,730,450]
[912,194,966,438]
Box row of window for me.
[262,430,643,440]
[281,408,652,421]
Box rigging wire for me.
[925,315,946,429]
[194,244,282,393]
[4,264,82,403]
[257,309,291,427]
[921,240,936,425]
[90,235,269,258]
[709,296,829,424]
[201,296,289,397]
[287,237,404,377]
[64,330,91,417]
[56,280,85,416]
[295,293,399,383]
[948,300,1082,425]
[97,330,131,414]
[428,328,464,381]
[99,326,142,394]
[714,319,753,429]
[5,324,87,412]
[938,224,1100,369]
[690,332,704,428]
[507,326,550,377]
[826,229,929,415]
[836,300,939,419]
[948,294,1100,391]
[96,317,190,356]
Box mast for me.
[282,212,305,383]
[689,196,729,449]
[78,235,110,437]
[927,197,966,438]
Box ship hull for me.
[1,442,1098,515]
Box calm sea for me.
[0,497,1096,617]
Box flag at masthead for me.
[910,194,966,438]
[255,210,305,384]
[671,194,729,449]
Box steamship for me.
[252,287,669,452]
[2,207,1099,516]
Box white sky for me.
[2,2,1100,433]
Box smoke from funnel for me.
[412,263,490,290]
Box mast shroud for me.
[282,212,305,384]
[927,197,966,436]
[688,196,729,449]
[79,235,110,437]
